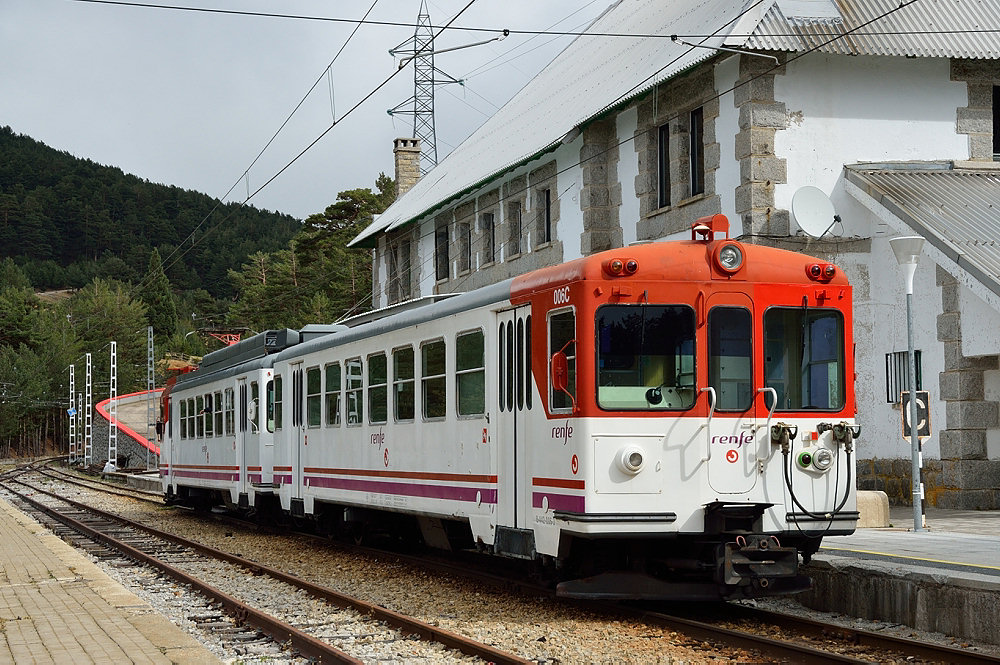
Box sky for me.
[1,0,611,220]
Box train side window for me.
[325,363,341,426]
[187,398,196,438]
[224,388,235,435]
[213,391,223,435]
[346,358,363,425]
[498,322,506,412]
[250,381,259,431]
[506,322,514,411]
[196,395,206,437]
[516,318,525,411]
[266,380,275,433]
[457,330,485,417]
[368,353,388,424]
[596,305,695,410]
[393,347,415,421]
[306,366,322,428]
[179,399,188,439]
[764,307,845,411]
[549,309,576,412]
[422,339,447,420]
[273,375,283,430]
[525,315,532,410]
[708,307,752,411]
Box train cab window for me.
[196,396,206,437]
[549,309,576,411]
[708,307,752,411]
[368,353,388,424]
[393,347,415,421]
[250,381,260,432]
[180,399,188,439]
[346,359,363,425]
[422,340,447,420]
[457,330,485,417]
[764,308,845,410]
[213,391,223,435]
[224,388,235,435]
[325,363,341,426]
[596,305,696,410]
[306,366,322,428]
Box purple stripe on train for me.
[532,492,585,513]
[173,470,240,482]
[305,475,498,504]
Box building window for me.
[535,188,551,246]
[658,122,671,208]
[457,221,471,273]
[457,330,485,416]
[393,347,415,421]
[306,366,321,427]
[325,363,341,426]
[885,350,922,403]
[690,107,705,196]
[346,359,362,425]
[481,211,495,264]
[388,237,411,304]
[422,339,446,419]
[368,353,387,424]
[507,201,522,257]
[435,224,449,281]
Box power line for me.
[70,0,1000,39]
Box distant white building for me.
[352,0,1000,509]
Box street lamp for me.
[889,235,926,532]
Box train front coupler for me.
[717,534,808,597]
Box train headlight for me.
[616,446,645,475]
[812,447,834,471]
[714,243,744,273]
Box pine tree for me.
[141,248,178,338]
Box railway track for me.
[1,475,530,664]
[13,463,1000,664]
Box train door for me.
[290,362,305,502]
[706,294,759,494]
[496,306,532,534]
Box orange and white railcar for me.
[163,214,859,600]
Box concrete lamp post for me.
[889,235,926,532]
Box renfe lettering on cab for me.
[711,431,754,448]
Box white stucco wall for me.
[960,285,1000,358]
[773,54,968,237]
[554,140,585,262]
[617,107,640,247]
[851,236,944,459]
[714,54,741,234]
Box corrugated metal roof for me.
[745,0,1000,59]
[350,0,747,246]
[845,164,1000,298]
[352,0,1000,247]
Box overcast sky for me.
[1,0,610,219]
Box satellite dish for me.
[792,186,838,238]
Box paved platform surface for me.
[801,505,1000,645]
[0,495,220,664]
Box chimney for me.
[393,138,421,197]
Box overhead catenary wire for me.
[70,0,1000,39]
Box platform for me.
[0,495,220,664]
[800,505,1000,646]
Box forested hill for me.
[0,126,301,298]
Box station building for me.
[351,0,1000,509]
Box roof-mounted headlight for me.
[714,243,744,273]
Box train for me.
[160,213,859,600]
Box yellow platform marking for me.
[820,546,1000,572]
